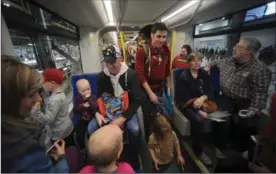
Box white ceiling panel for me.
[123,0,178,23]
[34,0,105,28]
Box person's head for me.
[181,45,192,56]
[76,79,91,98]
[2,56,43,118]
[187,52,201,71]
[102,45,122,75]
[233,38,262,63]
[206,49,214,59]
[87,124,123,169]
[151,22,168,48]
[151,113,172,141]
[42,68,64,92]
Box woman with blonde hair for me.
[1,56,69,173]
[175,52,222,165]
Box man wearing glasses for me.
[206,38,272,151]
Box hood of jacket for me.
[103,62,129,97]
[1,115,42,172]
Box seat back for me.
[71,73,99,125]
[210,66,220,102]
[172,68,187,105]
[172,68,191,136]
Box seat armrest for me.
[172,104,191,136]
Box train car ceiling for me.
[34,0,268,31]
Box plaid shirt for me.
[211,57,272,113]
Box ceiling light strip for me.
[161,0,199,22]
[103,0,114,22]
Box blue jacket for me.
[1,116,69,173]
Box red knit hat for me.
[42,68,64,85]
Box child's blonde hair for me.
[151,113,172,141]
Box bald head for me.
[76,79,91,98]
[87,125,123,167]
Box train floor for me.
[117,131,252,173]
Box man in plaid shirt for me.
[207,38,272,151]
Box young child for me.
[149,114,185,173]
[31,68,74,149]
[80,124,134,173]
[73,78,97,148]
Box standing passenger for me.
[206,38,272,151]
[31,68,74,149]
[135,22,171,141]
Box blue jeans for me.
[87,114,141,153]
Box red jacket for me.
[135,40,171,90]
[172,54,189,69]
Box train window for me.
[244,1,276,22]
[265,1,276,16]
[10,33,42,71]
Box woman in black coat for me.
[175,52,214,165]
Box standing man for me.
[206,38,272,151]
[135,22,171,141]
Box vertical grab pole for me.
[119,31,126,62]
[170,30,177,69]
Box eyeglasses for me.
[235,45,247,50]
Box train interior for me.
[1,0,276,173]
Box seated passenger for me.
[80,124,135,173]
[176,52,221,165]
[88,45,142,152]
[172,44,192,69]
[1,57,68,173]
[31,68,74,148]
[205,38,272,152]
[73,79,97,149]
[149,113,185,173]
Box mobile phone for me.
[46,140,62,155]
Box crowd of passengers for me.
[2,22,275,173]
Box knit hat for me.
[42,68,64,85]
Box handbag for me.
[180,97,218,113]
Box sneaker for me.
[200,152,212,165]
[215,148,225,159]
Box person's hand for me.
[149,92,158,104]
[204,66,210,72]
[83,102,90,108]
[85,93,91,98]
[49,139,66,161]
[246,109,256,118]
[111,117,126,127]
[193,96,206,108]
[198,110,208,119]
[95,112,104,126]
[177,155,185,166]
[153,159,160,171]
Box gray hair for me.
[241,38,262,56]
